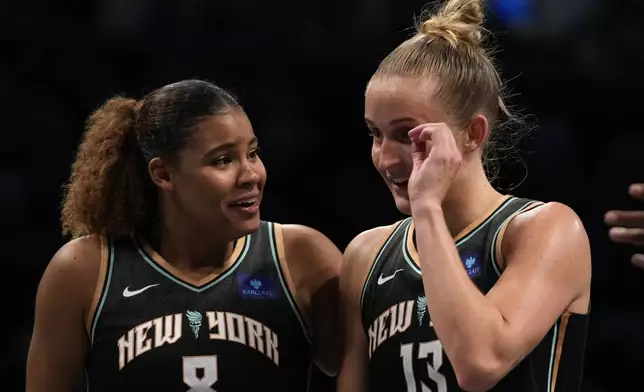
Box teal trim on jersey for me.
[359,220,409,309]
[268,222,312,344]
[546,320,559,392]
[489,200,543,277]
[305,359,314,392]
[457,197,516,245]
[135,235,250,292]
[403,197,517,275]
[401,219,421,274]
[90,236,115,345]
[490,223,504,277]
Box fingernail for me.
[629,184,644,196]
[609,227,627,235]
[604,212,617,223]
[631,254,644,269]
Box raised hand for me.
[408,123,462,210]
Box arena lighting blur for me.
[489,0,534,28]
[488,0,598,40]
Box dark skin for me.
[26,108,342,392]
[605,183,644,269]
[146,111,266,276]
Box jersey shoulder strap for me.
[360,219,410,308]
[489,197,545,276]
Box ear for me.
[463,114,489,152]
[148,157,174,191]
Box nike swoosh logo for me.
[377,269,404,285]
[123,284,160,298]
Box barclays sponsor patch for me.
[237,274,278,299]
[461,253,482,278]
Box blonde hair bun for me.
[419,0,485,47]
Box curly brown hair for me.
[61,79,240,238]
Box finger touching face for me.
[365,76,453,214]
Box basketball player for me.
[26,79,341,391]
[605,183,644,269]
[337,1,591,391]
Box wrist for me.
[410,200,444,218]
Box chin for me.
[233,215,262,236]
[393,195,412,216]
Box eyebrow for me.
[204,137,258,157]
[364,117,418,126]
[389,117,417,126]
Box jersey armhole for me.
[85,234,114,344]
[549,311,572,392]
[270,223,313,343]
[491,201,545,275]
[359,220,407,309]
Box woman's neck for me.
[441,162,504,238]
[147,206,235,274]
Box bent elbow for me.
[316,359,339,378]
[453,356,506,392]
[314,351,340,378]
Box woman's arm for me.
[412,202,591,391]
[27,235,103,392]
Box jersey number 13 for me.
[401,340,447,392]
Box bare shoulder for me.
[342,222,403,296]
[502,202,591,308]
[280,225,342,374]
[39,235,105,329]
[278,224,342,298]
[45,235,103,285]
[281,224,342,270]
[47,235,103,277]
[344,224,396,261]
[281,224,339,255]
[505,202,589,250]
[28,235,105,391]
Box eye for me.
[393,128,412,144]
[368,127,383,142]
[249,147,261,159]
[213,156,233,166]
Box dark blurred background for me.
[6,0,644,390]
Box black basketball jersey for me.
[361,196,588,392]
[85,221,313,392]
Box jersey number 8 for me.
[183,355,218,392]
[401,340,447,392]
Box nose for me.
[377,138,403,173]
[236,160,260,189]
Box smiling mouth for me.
[227,196,261,215]
[391,177,409,187]
[230,200,256,207]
